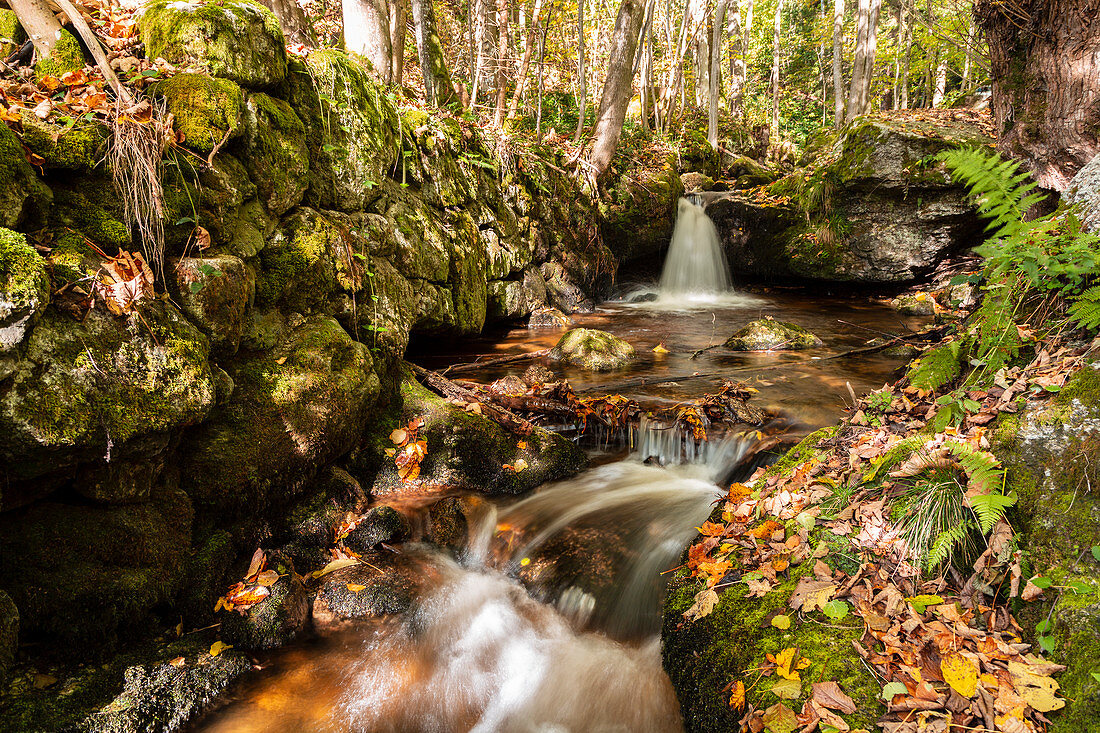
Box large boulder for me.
[149,73,246,156]
[601,157,684,265]
[0,303,216,498]
[1066,152,1100,232]
[705,113,991,284]
[17,111,109,170]
[311,554,425,630]
[139,0,288,88]
[220,559,310,651]
[371,377,587,497]
[173,254,255,356]
[549,328,636,371]
[180,315,380,515]
[724,318,823,351]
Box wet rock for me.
[487,279,533,320]
[523,364,555,386]
[181,530,238,628]
[1066,152,1100,232]
[311,556,422,629]
[724,318,823,351]
[427,497,469,551]
[0,590,17,686]
[866,337,920,359]
[890,291,937,316]
[220,556,310,651]
[600,160,684,266]
[372,377,586,497]
[74,432,170,504]
[528,306,571,330]
[539,261,593,314]
[173,254,255,356]
[275,467,369,571]
[680,172,715,192]
[139,0,288,88]
[81,641,252,733]
[549,328,636,371]
[0,228,49,379]
[342,505,410,555]
[148,73,246,156]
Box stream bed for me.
[189,288,925,733]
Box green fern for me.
[968,492,1017,534]
[908,340,965,392]
[935,148,1045,240]
[927,523,975,571]
[1069,286,1100,330]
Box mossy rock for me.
[0,482,193,654]
[255,207,356,310]
[724,318,823,351]
[600,161,684,265]
[149,72,245,155]
[891,291,937,316]
[311,555,423,630]
[662,561,884,732]
[33,29,84,82]
[17,110,108,170]
[0,303,216,488]
[0,228,49,371]
[549,328,636,371]
[227,197,277,259]
[371,376,587,497]
[0,9,26,58]
[0,122,51,230]
[139,0,287,88]
[220,560,309,651]
[180,315,380,516]
[0,589,17,687]
[282,51,399,212]
[240,92,309,215]
[342,505,409,554]
[172,253,255,356]
[49,178,130,250]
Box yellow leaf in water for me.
[346,583,366,593]
[653,343,670,354]
[771,614,792,630]
[729,680,746,710]
[1008,661,1065,713]
[940,652,978,698]
[209,641,233,657]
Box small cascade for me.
[658,197,732,297]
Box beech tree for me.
[411,0,457,105]
[344,0,393,83]
[589,0,646,177]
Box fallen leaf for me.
[167,656,186,667]
[346,583,366,592]
[389,428,408,444]
[683,588,719,621]
[254,570,280,586]
[729,680,746,710]
[788,577,836,613]
[771,614,792,630]
[1008,661,1065,713]
[33,673,57,689]
[653,343,670,354]
[880,681,907,701]
[811,681,857,714]
[940,652,978,698]
[312,557,359,579]
[760,702,798,733]
[769,676,801,699]
[769,647,811,681]
[209,641,232,657]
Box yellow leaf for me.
[769,647,811,681]
[769,677,802,700]
[255,570,280,586]
[653,343,670,354]
[1008,661,1065,713]
[346,583,366,592]
[940,652,978,698]
[209,641,233,657]
[513,458,528,473]
[311,557,359,579]
[517,440,528,449]
[729,680,746,710]
[465,402,483,414]
[771,614,792,630]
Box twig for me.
[205,127,233,167]
[439,348,551,375]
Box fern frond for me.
[968,492,1017,534]
[1069,286,1100,330]
[908,340,964,392]
[927,523,974,571]
[936,148,1039,240]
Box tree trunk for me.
[640,0,655,129]
[507,0,546,118]
[389,0,406,86]
[830,0,844,126]
[588,0,646,178]
[412,0,456,105]
[470,0,489,109]
[725,0,745,116]
[7,0,61,57]
[258,0,315,45]
[493,0,510,125]
[899,0,910,108]
[573,0,587,143]
[692,0,709,107]
[536,1,552,134]
[931,54,947,107]
[844,0,880,123]
[961,17,974,90]
[707,0,728,149]
[344,0,393,83]
[768,0,783,141]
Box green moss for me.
[241,92,308,214]
[0,9,25,57]
[33,29,84,82]
[50,182,130,249]
[140,0,287,88]
[724,318,823,351]
[549,328,636,371]
[762,426,838,480]
[17,111,108,169]
[255,208,352,308]
[150,73,245,155]
[0,227,49,307]
[0,121,51,230]
[663,561,884,731]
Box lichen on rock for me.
[149,72,245,155]
[549,328,636,370]
[0,228,49,373]
[724,317,823,351]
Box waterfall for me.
[658,197,731,296]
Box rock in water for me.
[724,318,823,351]
[549,328,636,371]
[220,556,309,651]
[342,505,410,555]
[528,306,571,330]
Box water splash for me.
[659,197,731,297]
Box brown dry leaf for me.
[227,584,270,606]
[389,428,407,444]
[246,548,265,578]
[33,673,58,689]
[255,570,280,586]
[168,656,186,667]
[98,251,155,316]
[683,588,719,621]
[809,700,850,732]
[811,680,857,714]
[788,577,836,613]
[1020,580,1044,601]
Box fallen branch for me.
[440,348,551,376]
[53,0,133,106]
[406,362,539,435]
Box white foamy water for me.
[659,198,732,297]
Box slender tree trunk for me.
[389,0,407,85]
[692,0,709,106]
[493,0,511,125]
[470,0,489,109]
[573,0,588,143]
[345,0,393,83]
[961,17,974,89]
[589,0,646,178]
[725,0,745,116]
[932,55,947,106]
[536,2,552,134]
[507,0,546,118]
[899,0,910,108]
[640,0,655,129]
[258,0,315,45]
[844,0,880,122]
[768,0,783,142]
[707,0,728,149]
[412,0,456,105]
[830,0,844,126]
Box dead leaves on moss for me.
[215,548,282,615]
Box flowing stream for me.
[190,202,927,732]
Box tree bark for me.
[412,0,456,105]
[830,0,844,126]
[977,0,1100,190]
[932,54,947,107]
[8,0,62,56]
[691,0,709,107]
[470,0,489,110]
[588,0,646,178]
[768,0,783,141]
[844,0,880,123]
[507,0,545,118]
[344,0,393,83]
[638,0,655,129]
[257,0,315,45]
[573,0,587,143]
[389,0,406,86]
[899,0,910,108]
[707,0,728,149]
[493,0,510,125]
